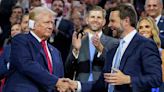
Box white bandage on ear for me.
[29,19,35,29]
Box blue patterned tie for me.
[88,38,96,81]
[108,39,125,92]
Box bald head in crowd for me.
[145,0,163,19]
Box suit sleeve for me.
[65,47,78,79]
[81,62,108,92]
[131,40,162,91]
[10,35,58,90]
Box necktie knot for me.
[41,40,46,47]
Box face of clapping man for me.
[86,10,106,32]
[34,12,54,40]
[145,0,163,18]
[108,10,124,38]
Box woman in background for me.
[137,17,164,92]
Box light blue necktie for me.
[88,38,96,81]
[108,39,125,92]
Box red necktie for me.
[41,40,53,74]
[0,78,5,92]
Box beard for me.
[57,11,63,17]
[55,9,63,17]
[110,26,124,38]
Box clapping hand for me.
[92,32,104,53]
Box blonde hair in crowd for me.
[137,17,161,48]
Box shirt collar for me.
[122,29,137,45]
[88,31,102,40]
[56,16,63,22]
[155,15,162,25]
[30,31,42,42]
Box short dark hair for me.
[12,5,24,14]
[52,0,65,7]
[112,3,138,27]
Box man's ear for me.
[103,19,106,26]
[85,17,89,25]
[29,19,35,29]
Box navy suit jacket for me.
[82,33,162,92]
[158,16,164,49]
[3,33,64,92]
[0,44,10,79]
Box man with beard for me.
[50,0,74,64]
[65,6,118,82]
[64,3,162,92]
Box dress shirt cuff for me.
[72,48,79,59]
[76,81,82,92]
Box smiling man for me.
[3,7,69,92]
[65,5,118,82]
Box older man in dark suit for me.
[2,7,71,92]
[145,0,164,48]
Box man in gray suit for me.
[65,6,118,82]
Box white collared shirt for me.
[112,29,137,68]
[155,15,162,25]
[88,31,103,57]
[30,31,53,67]
[55,16,62,29]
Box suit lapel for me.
[158,16,164,33]
[119,33,140,70]
[28,33,41,50]
[100,34,107,45]
[28,33,42,59]
[28,33,50,69]
[158,16,164,26]
[104,46,118,88]
[105,45,118,72]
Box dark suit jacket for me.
[158,16,164,49]
[3,33,64,92]
[49,18,74,64]
[82,33,162,92]
[0,44,10,79]
[65,33,118,82]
